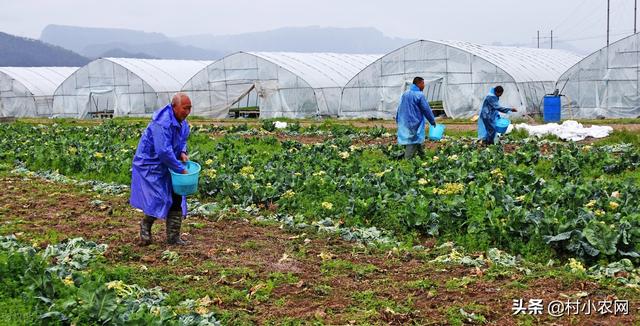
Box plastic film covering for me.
[52,58,211,118]
[556,33,640,118]
[0,67,78,117]
[340,40,582,119]
[182,52,381,118]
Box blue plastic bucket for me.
[170,161,201,196]
[543,96,561,122]
[429,124,446,141]
[495,118,510,134]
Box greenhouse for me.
[182,52,381,118]
[52,58,212,118]
[0,67,78,117]
[339,40,582,119]
[556,33,640,118]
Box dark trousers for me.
[405,144,425,159]
[169,193,182,214]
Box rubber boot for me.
[139,215,155,246]
[166,211,188,245]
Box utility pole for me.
[607,0,610,46]
[635,0,637,34]
[537,30,540,48]
[550,30,553,49]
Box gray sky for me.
[1,0,637,54]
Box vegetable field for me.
[1,119,640,324]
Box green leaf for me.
[583,222,620,256]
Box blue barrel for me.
[543,96,561,123]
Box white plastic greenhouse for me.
[0,67,78,117]
[52,58,212,118]
[556,33,640,118]
[340,40,583,119]
[181,52,381,118]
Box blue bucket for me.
[495,118,510,134]
[170,161,201,196]
[429,124,446,141]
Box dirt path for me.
[1,175,638,324]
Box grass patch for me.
[320,259,378,277]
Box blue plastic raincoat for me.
[478,88,511,143]
[130,104,190,219]
[396,84,436,145]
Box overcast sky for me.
[1,0,637,54]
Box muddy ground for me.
[1,174,639,325]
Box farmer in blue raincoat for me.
[478,86,517,145]
[396,77,437,159]
[131,93,191,245]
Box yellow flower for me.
[374,168,392,178]
[294,172,302,176]
[312,171,326,177]
[240,166,254,176]
[515,195,526,202]
[339,151,350,159]
[204,169,217,178]
[609,201,620,210]
[610,191,621,198]
[594,209,605,217]
[418,178,428,185]
[68,147,78,155]
[448,155,459,161]
[205,159,214,166]
[232,183,241,190]
[582,145,593,151]
[62,275,74,287]
[432,156,439,162]
[248,174,255,180]
[150,306,161,316]
[330,145,338,149]
[94,152,104,159]
[321,202,333,210]
[195,306,209,315]
[283,190,296,199]
[568,258,586,273]
[585,200,597,208]
[432,183,464,195]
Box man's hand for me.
[179,152,189,162]
[181,169,188,174]
[511,108,518,112]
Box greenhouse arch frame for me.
[182,52,381,118]
[339,40,582,119]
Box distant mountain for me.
[176,26,414,54]
[39,25,415,60]
[0,31,89,66]
[41,25,223,60]
[82,42,223,60]
[99,48,157,59]
[41,25,170,54]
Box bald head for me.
[171,92,192,122]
